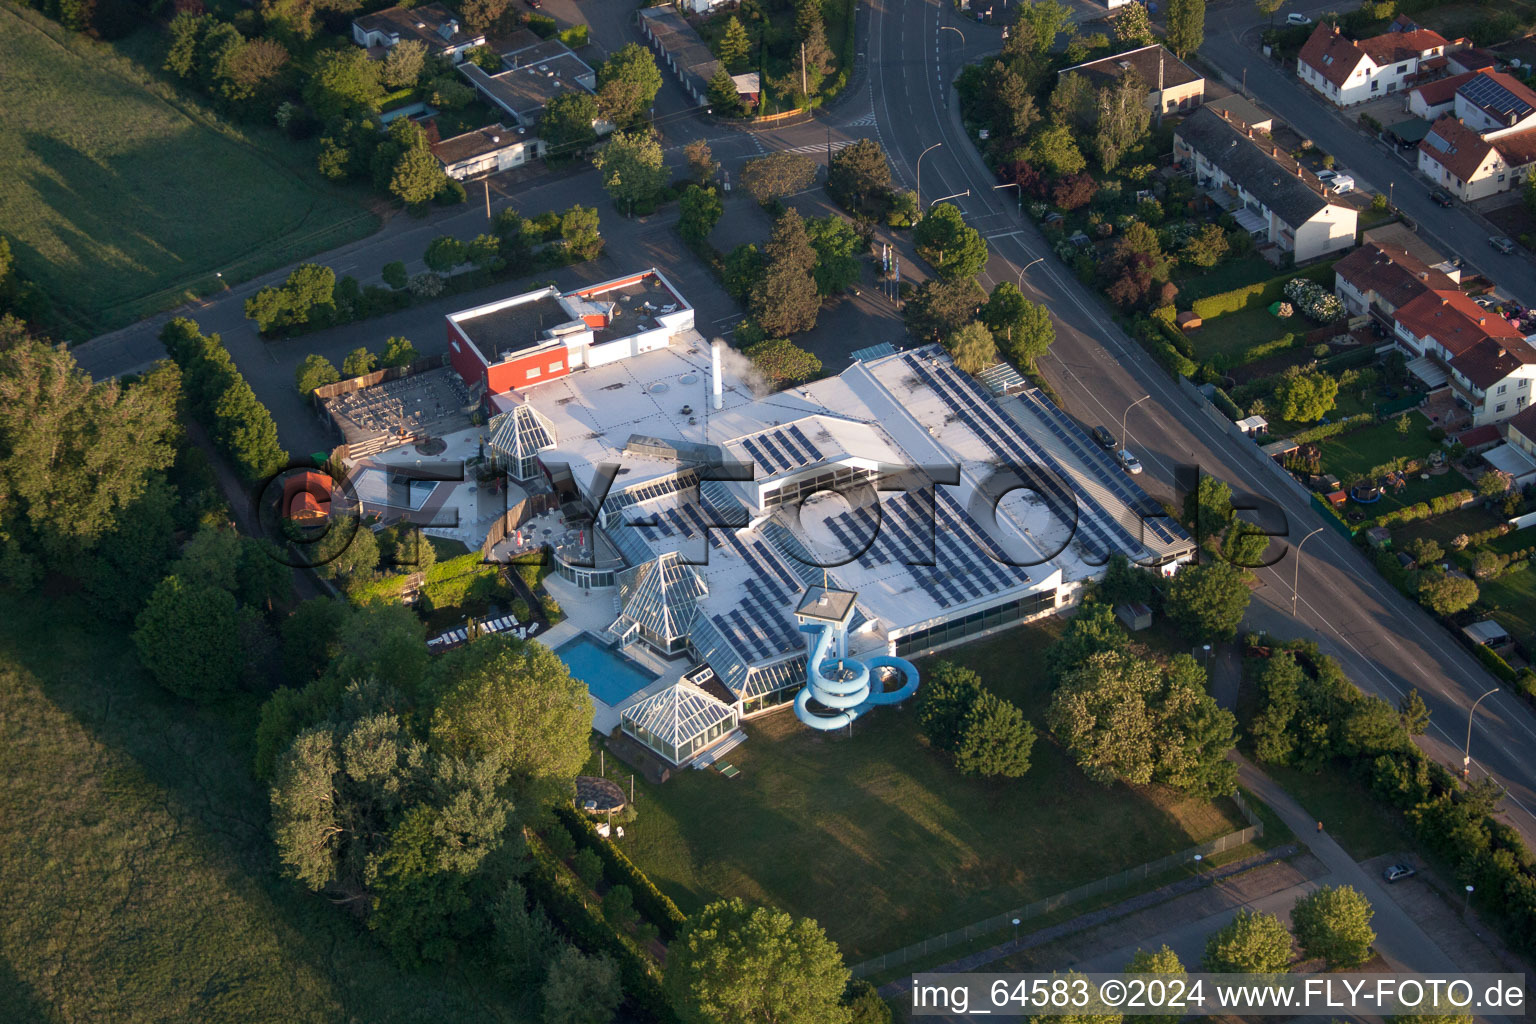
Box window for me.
[1499,384,1508,395]
[548,361,564,372]
[1497,403,1508,413]
[526,366,541,379]
[1397,62,1408,72]
[1500,174,1507,182]
[1372,80,1380,91]
[1521,379,1529,389]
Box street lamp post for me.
[1192,853,1203,881]
[1120,394,1151,451]
[1017,257,1044,289]
[1463,686,1500,780]
[1292,527,1326,617]
[929,190,969,209]
[1012,917,1020,943]
[1464,884,1475,912]
[915,142,943,218]
[939,25,965,46]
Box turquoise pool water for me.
[556,634,657,706]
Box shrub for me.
[1284,278,1346,323]
[572,848,603,888]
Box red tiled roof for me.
[1418,115,1498,183]
[1335,242,1456,310]
[1450,48,1498,73]
[1394,288,1521,357]
[1361,27,1450,63]
[1411,70,1476,108]
[1503,404,1536,443]
[1299,25,1368,89]
[1495,127,1536,168]
[1451,336,1536,389]
[1459,423,1503,447]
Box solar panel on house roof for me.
[1462,73,1534,120]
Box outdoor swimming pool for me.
[556,634,657,707]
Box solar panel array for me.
[1012,389,1189,548]
[602,470,698,523]
[1462,72,1534,122]
[822,490,1037,610]
[902,354,1142,560]
[736,424,825,476]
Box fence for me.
[849,794,1263,978]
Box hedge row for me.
[1473,641,1518,683]
[1375,489,1473,526]
[1290,412,1375,444]
[1211,386,1243,421]
[1188,260,1340,321]
[1464,524,1512,548]
[1230,332,1299,368]
[1133,315,1197,377]
[554,803,687,940]
[1320,344,1379,373]
[525,839,677,1024]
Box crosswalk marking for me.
[782,139,857,155]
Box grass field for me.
[1480,566,1536,652]
[611,625,1249,960]
[1173,255,1274,303]
[0,3,377,335]
[0,591,530,1023]
[1186,306,1292,362]
[1313,415,1470,520]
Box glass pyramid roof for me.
[615,551,708,643]
[621,681,735,748]
[488,403,557,461]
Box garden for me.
[612,622,1253,961]
[692,0,857,114]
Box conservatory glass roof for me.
[621,680,736,748]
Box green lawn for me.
[1186,306,1292,362]
[612,625,1249,960]
[1173,255,1275,303]
[0,591,530,1023]
[1480,564,1536,652]
[1314,416,1471,524]
[0,3,376,335]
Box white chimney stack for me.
[711,340,724,411]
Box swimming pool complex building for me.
[449,272,1196,765]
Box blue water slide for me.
[793,623,919,730]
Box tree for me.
[953,690,1036,778]
[685,138,716,184]
[1186,473,1234,550]
[1049,650,1164,785]
[1275,367,1338,422]
[1291,885,1375,968]
[1093,74,1151,172]
[1398,688,1431,735]
[133,575,244,700]
[666,898,852,1024]
[751,209,822,337]
[679,185,724,246]
[1125,946,1184,1024]
[380,38,426,89]
[844,981,891,1024]
[1165,0,1205,58]
[460,0,511,31]
[215,37,290,105]
[746,338,822,388]
[708,64,745,116]
[390,144,444,205]
[165,12,210,78]
[561,204,603,260]
[1417,567,1478,616]
[381,336,418,368]
[0,341,179,565]
[906,277,987,342]
[1255,0,1285,26]
[724,243,768,303]
[304,48,382,121]
[429,637,594,792]
[914,203,988,280]
[342,347,377,377]
[717,15,751,69]
[596,43,664,127]
[741,152,817,205]
[917,662,987,752]
[381,260,408,289]
[1201,909,1292,973]
[1170,219,1227,265]
[540,91,600,158]
[1114,1,1154,44]
[424,235,467,273]
[1165,560,1251,642]
[1016,0,1070,55]
[828,139,893,213]
[594,130,669,214]
[1046,602,1128,679]
[983,282,1054,367]
[311,514,380,585]
[946,321,998,375]
[492,881,563,986]
[987,65,1041,142]
[1477,469,1511,500]
[805,214,862,296]
[543,946,621,1024]
[1024,124,1087,176]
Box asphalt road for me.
[69,0,1536,845]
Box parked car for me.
[1429,188,1454,207]
[1383,864,1416,883]
[1315,169,1354,194]
[1490,235,1517,254]
[1286,12,1312,23]
[1117,449,1143,475]
[1091,426,1119,450]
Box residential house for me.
[432,124,546,180]
[1391,289,1536,426]
[1333,241,1456,319]
[1173,105,1358,262]
[1202,93,1273,131]
[458,38,599,130]
[1362,223,1462,282]
[351,3,484,62]
[1416,71,1536,199]
[1448,47,1499,75]
[1406,70,1475,120]
[1056,44,1205,116]
[1502,403,1536,464]
[1297,22,1450,107]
